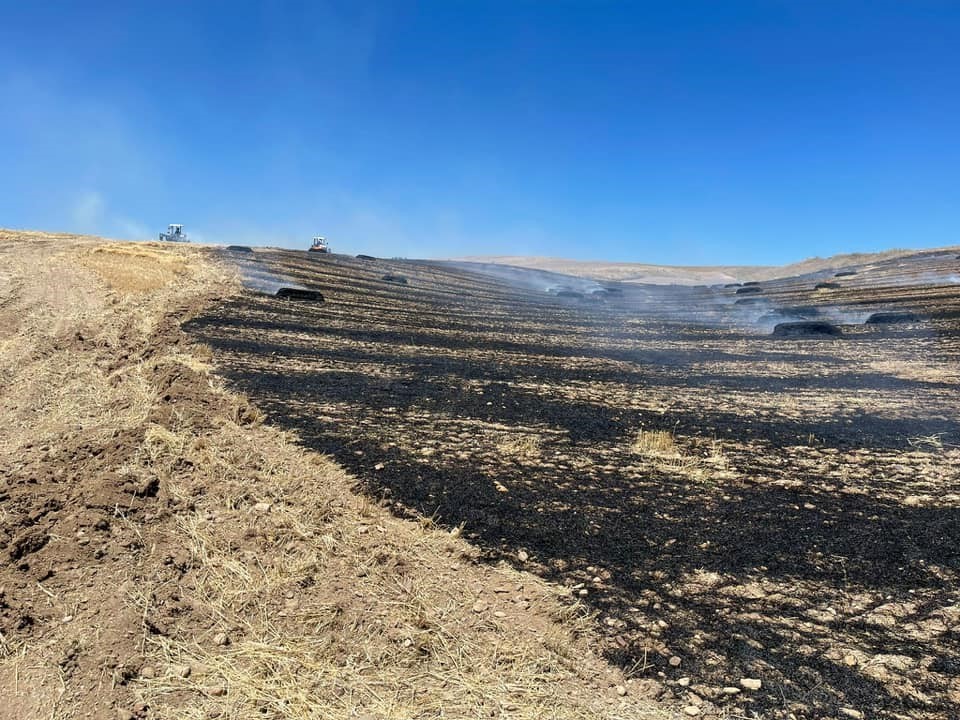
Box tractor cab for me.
[159,224,189,242]
[309,236,330,253]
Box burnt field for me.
[189,248,960,719]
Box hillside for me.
[0,230,659,720]
[452,245,960,285]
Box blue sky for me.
[1,1,958,265]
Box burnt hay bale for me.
[356,254,377,260]
[735,297,765,306]
[724,283,742,288]
[226,245,254,253]
[834,270,856,277]
[865,311,921,324]
[381,274,408,284]
[772,321,842,338]
[603,287,623,294]
[743,281,761,286]
[815,282,841,290]
[735,286,764,295]
[276,287,324,302]
[555,290,584,299]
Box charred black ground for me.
[188,248,960,720]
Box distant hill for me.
[451,246,960,285]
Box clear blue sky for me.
[1,2,958,264]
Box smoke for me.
[441,261,605,295]
[224,250,308,295]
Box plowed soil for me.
[186,248,960,719]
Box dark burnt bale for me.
[226,245,254,253]
[555,290,584,300]
[724,283,742,288]
[735,286,764,295]
[735,297,765,306]
[834,270,857,277]
[743,281,761,286]
[865,311,922,324]
[356,254,377,261]
[815,282,841,290]
[381,274,408,285]
[772,321,842,338]
[276,287,325,302]
[603,287,624,294]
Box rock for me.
[252,502,271,513]
[493,611,506,618]
[616,684,627,696]
[839,709,863,719]
[843,654,858,666]
[205,685,227,697]
[677,677,691,687]
[722,686,740,695]
[213,632,230,646]
[472,599,488,613]
[175,664,192,678]
[140,665,157,679]
[740,678,762,691]
[683,706,701,716]
[669,656,682,667]
[517,550,529,562]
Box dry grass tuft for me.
[497,433,544,461]
[633,429,679,457]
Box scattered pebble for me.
[740,677,762,691]
[722,686,740,695]
[472,599,488,613]
[616,684,627,696]
[213,632,230,646]
[205,685,227,697]
[677,677,691,686]
[683,706,701,716]
[517,550,529,562]
[252,502,271,513]
[669,655,682,667]
[175,664,192,679]
[140,666,157,680]
[839,709,863,719]
[843,654,858,666]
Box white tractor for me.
[159,224,189,242]
[308,236,330,253]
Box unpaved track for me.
[0,232,665,720]
[190,248,960,719]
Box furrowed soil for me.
[3,232,959,720]
[0,232,656,720]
